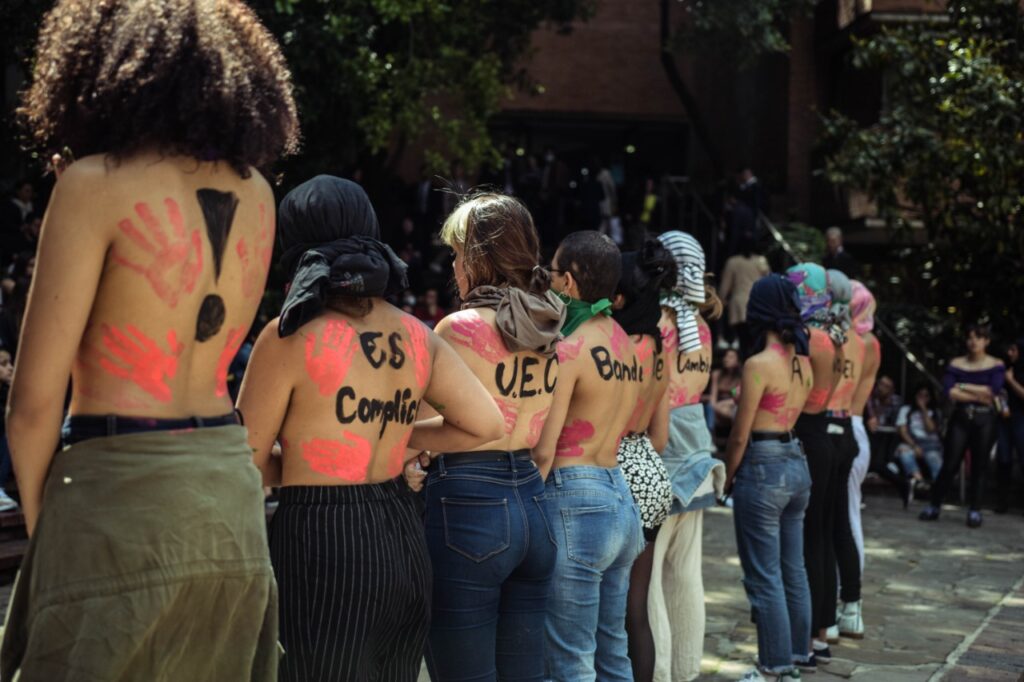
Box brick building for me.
[497,0,946,231]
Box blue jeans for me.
[732,438,813,673]
[544,466,643,682]
[895,442,943,480]
[424,452,557,681]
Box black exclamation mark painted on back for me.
[195,189,239,342]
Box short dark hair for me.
[19,0,299,178]
[555,231,621,302]
[966,323,992,340]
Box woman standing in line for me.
[611,239,677,682]
[724,275,814,682]
[919,324,1005,527]
[785,262,841,663]
[2,2,298,678]
[237,176,504,681]
[647,231,726,682]
[423,193,566,681]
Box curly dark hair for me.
[18,0,300,178]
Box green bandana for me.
[556,291,613,337]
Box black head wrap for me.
[612,247,672,353]
[277,175,408,337]
[745,274,809,358]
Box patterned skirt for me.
[617,432,673,533]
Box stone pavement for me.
[700,492,1024,681]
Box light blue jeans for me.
[732,438,813,673]
[895,441,943,480]
[544,465,643,681]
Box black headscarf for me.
[277,176,408,337]
[612,250,666,352]
[745,274,809,357]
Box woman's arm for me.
[921,409,938,434]
[723,358,767,489]
[648,388,671,453]
[533,358,579,480]
[7,163,112,535]
[409,334,504,453]
[236,321,294,487]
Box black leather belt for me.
[751,431,795,443]
[438,449,532,467]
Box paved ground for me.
[1,489,1020,680]
[700,490,1024,681]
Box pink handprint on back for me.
[448,313,508,364]
[112,198,203,308]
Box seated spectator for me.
[894,385,943,502]
[711,348,742,438]
[0,345,17,511]
[868,374,903,430]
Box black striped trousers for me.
[270,481,431,681]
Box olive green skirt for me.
[0,425,278,682]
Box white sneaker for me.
[739,670,768,682]
[825,625,839,643]
[0,490,19,512]
[740,668,802,681]
[837,600,864,638]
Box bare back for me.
[249,304,433,486]
[746,342,814,432]
[624,331,668,433]
[542,316,642,469]
[66,153,274,417]
[437,308,557,451]
[827,332,867,413]
[803,327,839,414]
[660,310,712,409]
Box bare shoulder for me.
[949,355,968,369]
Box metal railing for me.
[755,212,944,395]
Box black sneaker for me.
[812,643,832,664]
[918,506,940,521]
[794,653,817,673]
[966,510,983,528]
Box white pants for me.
[649,511,704,682]
[850,415,871,572]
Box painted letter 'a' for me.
[196,188,239,280]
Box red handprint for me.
[402,317,431,389]
[494,397,519,435]
[758,390,787,415]
[98,324,184,403]
[698,321,712,348]
[386,430,413,478]
[448,313,508,364]
[661,325,679,355]
[607,323,630,361]
[668,384,691,408]
[805,387,830,412]
[302,433,373,482]
[305,319,358,396]
[556,337,584,363]
[215,327,247,397]
[635,336,655,365]
[237,203,274,300]
[526,406,550,448]
[555,419,595,458]
[113,198,203,308]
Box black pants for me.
[794,412,838,632]
[826,417,861,604]
[930,406,998,511]
[270,481,432,682]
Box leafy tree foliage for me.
[671,0,817,63]
[248,0,594,179]
[823,0,1024,335]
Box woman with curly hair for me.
[2,1,298,679]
